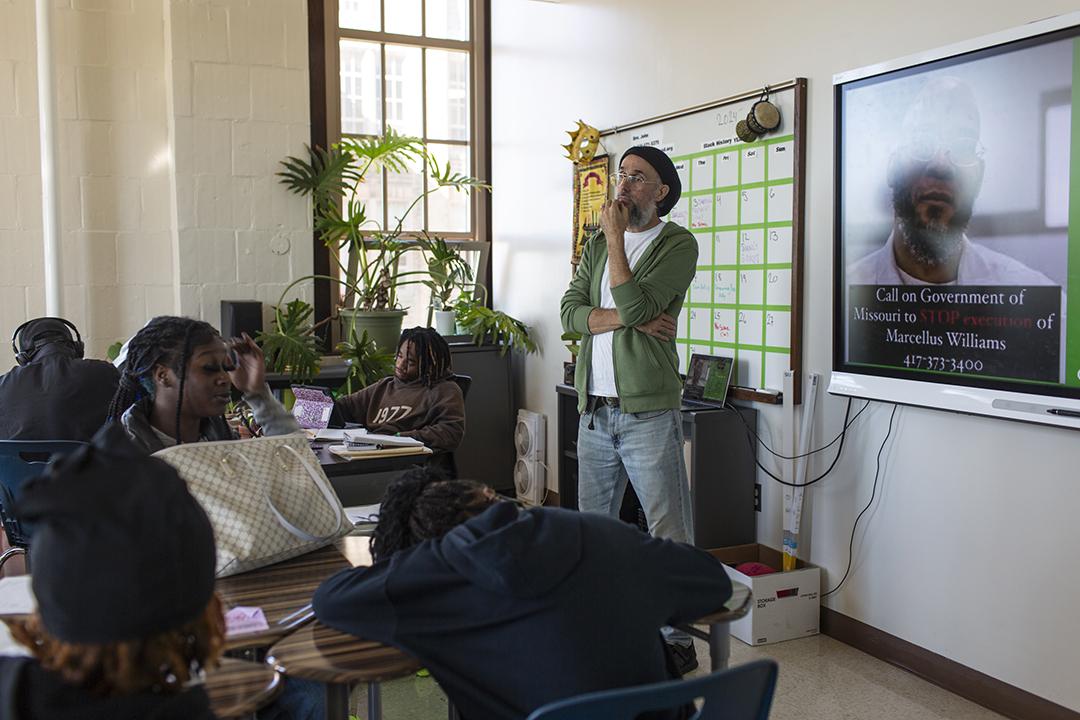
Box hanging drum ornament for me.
[745,86,781,136]
[735,119,758,143]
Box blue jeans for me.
[577,403,693,544]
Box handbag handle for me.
[223,444,343,543]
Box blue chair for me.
[0,440,85,571]
[525,660,778,720]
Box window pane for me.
[385,0,421,36]
[340,40,382,135]
[337,169,385,304]
[426,49,469,141]
[395,247,432,328]
[384,45,423,137]
[427,143,471,233]
[386,153,425,232]
[426,0,469,41]
[339,0,379,31]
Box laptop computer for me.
[681,353,734,410]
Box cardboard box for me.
[708,543,819,646]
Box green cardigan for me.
[560,223,698,414]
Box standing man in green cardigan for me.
[560,146,699,670]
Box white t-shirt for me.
[589,222,667,397]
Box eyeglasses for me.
[901,133,985,168]
[612,171,661,186]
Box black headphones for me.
[11,317,84,366]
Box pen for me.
[1046,408,1080,418]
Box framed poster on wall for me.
[572,155,609,265]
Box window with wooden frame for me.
[309,0,490,337]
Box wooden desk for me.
[205,658,283,718]
[267,620,421,720]
[313,443,431,479]
[217,537,371,651]
[686,581,753,671]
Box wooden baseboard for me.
[821,607,1079,720]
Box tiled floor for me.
[351,633,1006,719]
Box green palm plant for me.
[276,130,489,315]
[336,327,395,394]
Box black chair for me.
[0,440,85,572]
[432,374,471,479]
[525,659,779,720]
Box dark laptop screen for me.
[683,354,734,405]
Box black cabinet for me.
[556,385,756,549]
[449,344,514,493]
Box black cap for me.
[15,318,77,356]
[620,146,682,217]
[18,423,216,644]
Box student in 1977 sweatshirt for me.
[334,327,465,452]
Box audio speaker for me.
[220,300,263,339]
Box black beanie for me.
[18,423,216,644]
[620,146,682,217]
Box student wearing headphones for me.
[0,317,119,441]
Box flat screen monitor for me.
[831,11,1080,428]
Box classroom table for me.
[266,580,753,720]
[266,620,421,720]
[204,658,284,718]
[217,536,371,651]
[313,443,432,479]
[690,581,753,671]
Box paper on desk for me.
[224,606,270,637]
[0,576,35,616]
[344,503,381,524]
[310,428,347,441]
[343,429,423,448]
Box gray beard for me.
[896,216,963,268]
[628,199,657,229]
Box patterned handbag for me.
[154,434,351,577]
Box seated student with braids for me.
[313,468,733,720]
[108,316,299,452]
[0,424,224,719]
[333,327,464,452]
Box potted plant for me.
[419,233,474,335]
[454,293,538,357]
[276,131,488,351]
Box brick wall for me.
[0,0,311,360]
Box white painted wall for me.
[492,0,1080,710]
[0,0,311,359]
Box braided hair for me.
[398,327,452,387]
[370,467,495,562]
[107,317,220,445]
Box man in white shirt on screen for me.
[848,76,1055,287]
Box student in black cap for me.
[0,423,223,719]
[559,145,700,671]
[0,317,119,441]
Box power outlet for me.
[753,483,762,512]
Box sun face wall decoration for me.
[564,120,607,265]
